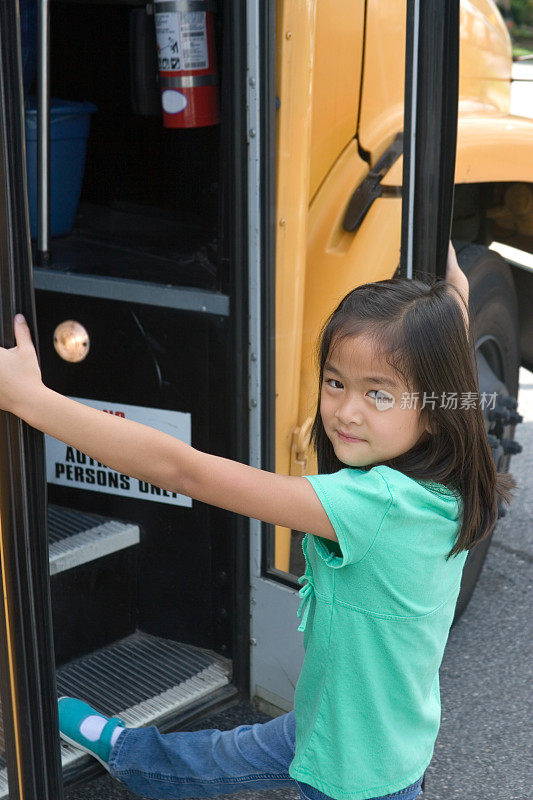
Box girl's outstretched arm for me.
[0,315,336,541]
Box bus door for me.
[249,0,463,716]
[7,0,254,790]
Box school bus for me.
[0,0,530,796]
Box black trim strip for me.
[399,0,460,281]
[222,0,250,698]
[260,0,277,588]
[355,0,369,161]
[0,2,64,797]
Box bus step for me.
[0,631,231,796]
[48,504,140,575]
[57,631,232,776]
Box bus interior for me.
[14,0,248,787]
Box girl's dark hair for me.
[310,277,517,560]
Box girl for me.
[0,244,515,800]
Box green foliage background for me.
[512,0,533,26]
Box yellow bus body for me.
[274,0,533,568]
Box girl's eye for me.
[325,378,343,389]
[368,389,395,409]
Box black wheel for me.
[451,243,521,624]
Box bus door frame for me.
[400,0,460,281]
[0,1,64,797]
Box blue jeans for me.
[108,709,424,800]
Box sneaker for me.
[58,696,126,771]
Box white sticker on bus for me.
[45,398,192,507]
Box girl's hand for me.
[446,242,469,328]
[0,315,44,416]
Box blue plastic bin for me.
[25,97,97,238]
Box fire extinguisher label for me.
[156,11,209,72]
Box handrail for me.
[37,0,50,264]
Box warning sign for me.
[45,398,192,507]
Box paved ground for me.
[421,367,533,799]
[66,368,533,799]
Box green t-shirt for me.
[288,465,468,800]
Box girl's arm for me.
[0,315,337,541]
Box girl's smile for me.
[336,430,367,444]
[321,334,431,467]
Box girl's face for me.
[320,334,431,468]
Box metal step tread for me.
[48,504,140,575]
[58,631,232,772]
[0,632,231,795]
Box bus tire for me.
[450,243,520,625]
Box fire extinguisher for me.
[153,0,219,128]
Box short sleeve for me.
[303,467,393,567]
